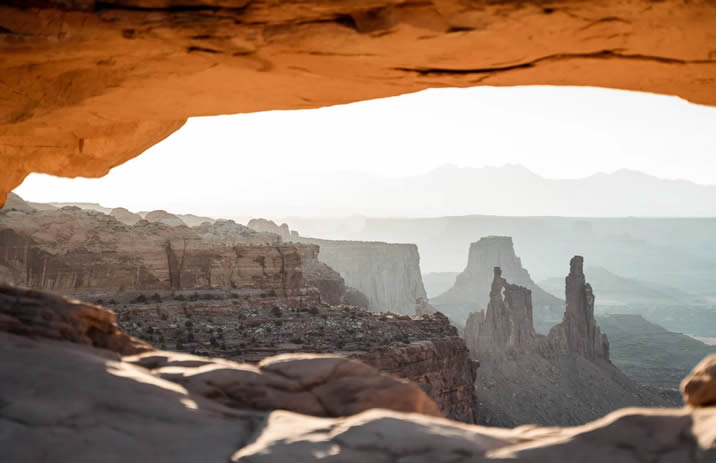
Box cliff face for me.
[464,258,672,426]
[0,205,312,299]
[433,236,563,331]
[114,297,478,423]
[299,237,429,315]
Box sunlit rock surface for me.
[2,0,716,203]
[0,283,714,462]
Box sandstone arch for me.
[1,0,716,204]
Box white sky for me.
[15,85,716,217]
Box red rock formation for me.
[2,1,716,203]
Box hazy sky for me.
[15,86,716,218]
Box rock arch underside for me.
[2,1,716,461]
[2,0,716,205]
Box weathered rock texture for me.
[433,236,563,330]
[299,237,429,315]
[2,1,716,204]
[114,298,478,423]
[464,259,674,426]
[1,283,715,462]
[0,203,314,300]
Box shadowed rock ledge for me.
[1,283,715,461]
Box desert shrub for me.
[150,293,162,303]
[309,306,320,315]
[174,294,186,301]
[185,320,193,328]
[271,307,282,318]
[132,294,148,304]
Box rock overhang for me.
[1,0,716,204]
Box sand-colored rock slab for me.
[126,351,443,418]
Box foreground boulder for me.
[0,283,715,462]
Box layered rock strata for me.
[299,237,430,315]
[1,283,715,462]
[433,236,563,330]
[114,298,478,423]
[0,204,310,300]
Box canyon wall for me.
[299,237,429,315]
[433,236,563,331]
[0,201,313,300]
[464,258,671,427]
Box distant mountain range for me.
[265,164,716,217]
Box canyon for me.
[0,196,476,422]
[247,218,433,316]
[298,237,430,316]
[0,1,715,460]
[464,258,673,427]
